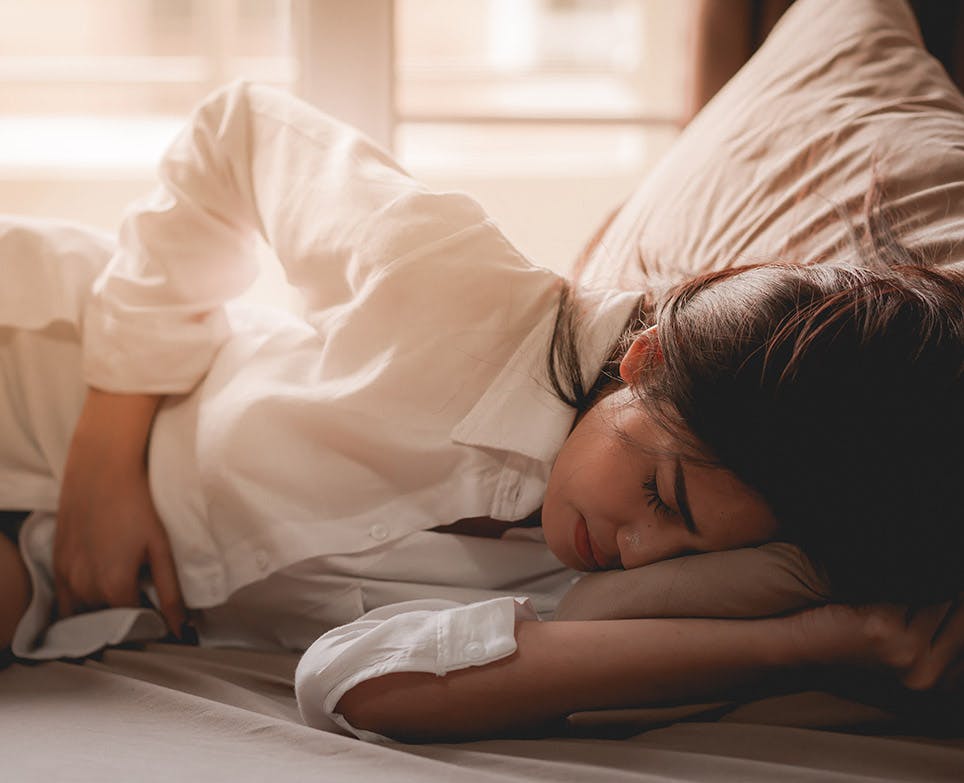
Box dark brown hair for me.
[550,238,963,605]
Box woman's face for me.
[542,384,779,573]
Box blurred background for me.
[0,0,959,283]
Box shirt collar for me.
[450,286,640,464]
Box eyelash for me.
[642,473,673,518]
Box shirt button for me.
[464,641,485,660]
[369,523,390,541]
[255,549,270,571]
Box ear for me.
[619,326,661,384]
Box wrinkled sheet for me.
[2,642,962,782]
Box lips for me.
[574,516,602,571]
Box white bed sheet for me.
[3,642,962,782]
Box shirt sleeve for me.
[294,596,539,742]
[83,79,487,393]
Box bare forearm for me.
[337,614,833,742]
[72,388,163,466]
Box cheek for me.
[540,469,591,571]
[546,428,649,536]
[544,437,590,511]
[541,445,574,558]
[541,429,610,566]
[552,423,626,495]
[540,477,565,542]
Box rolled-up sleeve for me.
[294,597,538,742]
[84,80,481,393]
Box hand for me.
[859,600,964,691]
[797,600,964,691]
[53,389,186,638]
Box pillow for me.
[574,0,964,290]
[554,542,829,621]
[559,0,964,624]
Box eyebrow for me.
[674,458,700,535]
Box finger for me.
[55,564,101,618]
[905,601,964,690]
[147,536,186,638]
[930,597,962,646]
[65,587,107,616]
[99,570,143,608]
[906,601,951,637]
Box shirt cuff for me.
[82,297,230,393]
[294,596,538,742]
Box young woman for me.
[1,82,961,741]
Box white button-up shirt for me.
[80,81,638,609]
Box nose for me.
[614,517,687,570]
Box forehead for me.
[604,388,696,462]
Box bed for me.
[3,0,963,779]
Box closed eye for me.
[642,473,673,518]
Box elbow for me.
[333,679,395,738]
[334,673,446,743]
[297,666,444,742]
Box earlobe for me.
[619,326,661,385]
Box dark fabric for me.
[910,0,964,93]
[0,509,29,544]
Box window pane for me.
[397,123,677,274]
[396,121,677,176]
[0,0,295,115]
[395,0,691,121]
[0,0,298,235]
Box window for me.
[0,0,294,173]
[0,0,298,306]
[0,0,690,273]
[391,0,689,268]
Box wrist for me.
[785,604,868,669]
[73,388,164,466]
